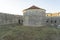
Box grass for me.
[0,24,60,40]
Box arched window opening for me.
[55,20,57,23]
[46,19,49,23]
[18,19,20,24]
[46,20,48,23]
[18,19,23,25]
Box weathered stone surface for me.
[0,13,23,25]
[23,9,46,26]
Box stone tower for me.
[23,5,46,26]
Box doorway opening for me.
[18,19,23,25]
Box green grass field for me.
[0,24,60,40]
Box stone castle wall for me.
[0,13,23,25]
[46,16,60,26]
[0,12,60,27]
[23,9,46,26]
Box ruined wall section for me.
[0,13,22,25]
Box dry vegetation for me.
[0,24,60,40]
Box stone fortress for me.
[0,5,60,27]
[23,5,60,27]
[0,13,23,25]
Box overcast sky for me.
[0,0,60,15]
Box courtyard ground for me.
[0,24,60,40]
